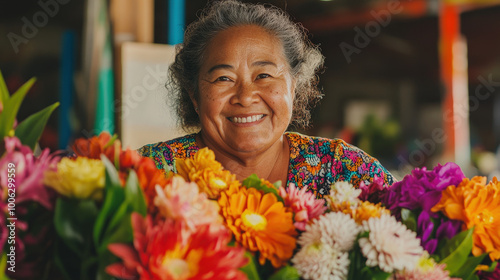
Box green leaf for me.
[400,208,417,232]
[0,71,9,104]
[98,214,134,254]
[359,266,391,280]
[268,265,299,280]
[122,170,147,216]
[0,77,35,138]
[485,261,498,272]
[273,180,282,189]
[54,198,99,256]
[240,252,261,280]
[0,254,7,280]
[242,174,283,203]
[439,227,474,275]
[454,254,486,279]
[97,170,146,253]
[14,102,59,150]
[93,156,125,246]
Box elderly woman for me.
[139,0,395,196]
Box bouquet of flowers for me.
[1,72,500,280]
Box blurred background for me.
[1,0,500,179]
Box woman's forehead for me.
[200,25,287,69]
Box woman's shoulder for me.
[137,133,199,170]
[285,132,395,195]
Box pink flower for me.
[154,176,222,235]
[0,137,59,209]
[279,183,327,231]
[0,137,60,279]
[106,213,248,280]
[393,263,460,280]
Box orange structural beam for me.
[439,3,471,166]
[440,4,459,161]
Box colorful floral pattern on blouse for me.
[138,132,395,198]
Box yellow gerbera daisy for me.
[176,148,239,199]
[353,201,390,224]
[218,187,297,268]
[432,176,500,261]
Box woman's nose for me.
[230,81,259,106]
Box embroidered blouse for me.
[138,132,395,197]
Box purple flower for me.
[416,211,462,254]
[383,162,465,215]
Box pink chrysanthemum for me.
[279,183,327,231]
[154,176,222,233]
[393,254,460,280]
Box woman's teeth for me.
[230,114,264,123]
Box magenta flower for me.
[0,137,60,209]
[383,162,465,215]
[279,183,327,231]
[358,175,388,204]
[382,162,465,254]
[0,137,60,265]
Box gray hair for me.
[168,0,324,130]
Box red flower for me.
[72,132,119,162]
[106,213,248,280]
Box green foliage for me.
[242,174,283,203]
[15,102,59,150]
[454,253,487,279]
[240,252,261,280]
[269,265,300,280]
[0,253,10,280]
[0,70,58,150]
[400,208,417,232]
[0,76,35,138]
[439,227,474,276]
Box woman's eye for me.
[214,76,232,82]
[256,73,271,79]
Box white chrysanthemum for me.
[292,242,349,280]
[328,181,361,206]
[299,212,360,252]
[358,214,424,273]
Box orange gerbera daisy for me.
[176,148,240,199]
[432,176,500,261]
[218,187,297,268]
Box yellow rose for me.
[44,157,105,200]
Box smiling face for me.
[194,25,296,157]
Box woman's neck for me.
[195,133,290,185]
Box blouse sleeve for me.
[333,139,396,187]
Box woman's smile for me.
[228,114,265,124]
